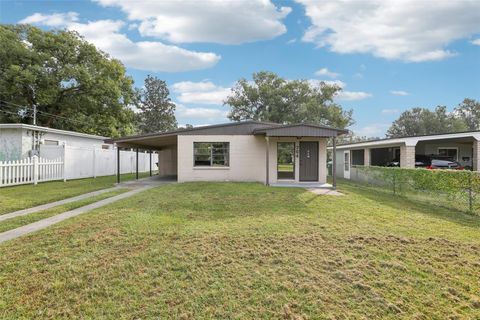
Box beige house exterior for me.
[110,121,346,187]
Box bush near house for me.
[355,166,480,214]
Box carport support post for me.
[116,146,120,184]
[135,148,139,180]
[149,150,152,176]
[332,137,337,189]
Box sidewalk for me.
[0,176,174,244]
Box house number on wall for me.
[307,149,311,158]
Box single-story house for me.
[109,121,347,186]
[0,123,111,161]
[332,131,480,179]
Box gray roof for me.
[253,123,348,137]
[108,121,347,148]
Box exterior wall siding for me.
[1,127,109,161]
[0,129,23,161]
[400,145,416,168]
[473,140,480,171]
[158,146,178,177]
[177,135,266,183]
[177,135,329,184]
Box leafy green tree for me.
[454,98,480,131]
[386,106,467,138]
[135,75,177,134]
[224,71,354,129]
[0,24,136,137]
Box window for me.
[277,142,295,179]
[44,139,59,145]
[438,147,458,161]
[194,142,229,167]
[351,149,365,166]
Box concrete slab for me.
[307,188,344,196]
[271,182,333,188]
[0,187,118,222]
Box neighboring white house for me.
[0,123,110,161]
[331,131,480,180]
[110,121,348,186]
[0,124,156,185]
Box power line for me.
[0,109,32,117]
[0,99,88,125]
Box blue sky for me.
[1,0,479,137]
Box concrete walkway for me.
[0,176,174,244]
[0,187,118,222]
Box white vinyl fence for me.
[0,156,64,187]
[0,145,157,187]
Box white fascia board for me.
[330,132,480,150]
[0,123,108,140]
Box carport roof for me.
[332,130,480,150]
[107,121,348,149]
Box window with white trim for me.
[194,142,229,167]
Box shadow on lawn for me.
[337,179,480,229]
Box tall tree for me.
[454,98,480,131]
[386,106,467,138]
[135,76,177,134]
[224,71,354,129]
[0,24,136,137]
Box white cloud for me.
[95,0,291,44]
[472,39,480,45]
[337,91,372,101]
[355,123,389,137]
[19,12,78,26]
[297,0,480,62]
[314,67,340,78]
[19,13,220,72]
[390,90,409,96]
[310,79,371,101]
[172,81,231,105]
[381,108,400,115]
[176,104,228,121]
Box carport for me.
[107,132,179,184]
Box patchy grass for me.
[0,182,479,319]
[0,172,153,215]
[0,189,127,233]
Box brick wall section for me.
[364,148,370,166]
[473,140,480,171]
[400,145,416,168]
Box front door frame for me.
[299,141,319,182]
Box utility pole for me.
[33,105,37,125]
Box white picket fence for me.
[0,156,64,187]
[0,146,157,187]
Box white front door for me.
[344,151,350,179]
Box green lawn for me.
[0,172,152,215]
[0,182,479,318]
[0,188,127,233]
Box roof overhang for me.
[0,123,108,140]
[330,131,480,150]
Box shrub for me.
[356,166,480,214]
